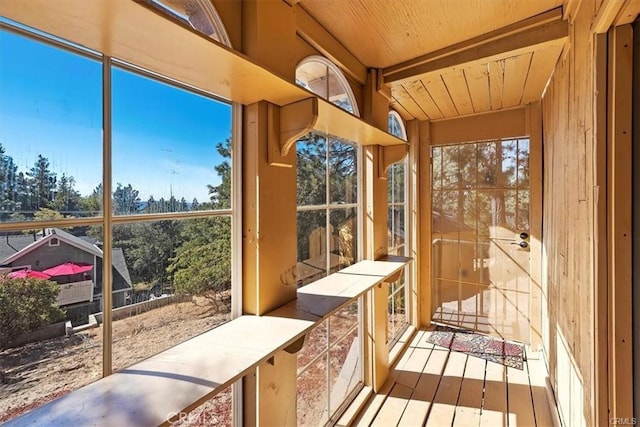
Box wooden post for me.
[527,102,543,351]
[607,24,634,423]
[407,119,421,327]
[242,101,298,426]
[363,143,390,392]
[418,120,432,327]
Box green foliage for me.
[168,216,231,311]
[0,277,65,345]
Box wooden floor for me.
[350,329,558,427]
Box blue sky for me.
[0,27,232,202]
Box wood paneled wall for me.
[541,0,606,425]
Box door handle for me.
[511,241,529,249]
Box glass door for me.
[431,139,532,343]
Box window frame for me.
[0,15,241,425]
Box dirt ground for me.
[0,299,230,423]
[1,299,363,425]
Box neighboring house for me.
[0,228,133,325]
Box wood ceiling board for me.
[299,0,561,68]
[489,60,506,109]
[441,68,475,116]
[422,76,458,118]
[522,44,563,104]
[502,52,533,107]
[402,80,443,120]
[390,85,429,121]
[0,0,311,107]
[384,19,568,84]
[389,100,414,122]
[464,64,492,113]
[294,5,367,84]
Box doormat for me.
[426,325,525,370]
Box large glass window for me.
[295,57,362,425]
[0,16,236,425]
[387,111,410,347]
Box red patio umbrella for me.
[7,269,51,280]
[42,262,93,277]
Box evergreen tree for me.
[27,155,56,209]
[113,183,141,215]
[52,173,80,213]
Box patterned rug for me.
[426,325,525,370]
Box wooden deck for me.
[349,329,558,427]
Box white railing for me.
[57,280,94,306]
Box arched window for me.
[388,110,407,141]
[294,58,362,423]
[296,56,360,116]
[147,0,232,47]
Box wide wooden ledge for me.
[5,258,410,427]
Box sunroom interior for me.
[0,0,638,426]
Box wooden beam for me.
[593,32,609,427]
[430,107,527,146]
[593,0,632,34]
[383,8,568,84]
[293,4,367,84]
[607,24,634,422]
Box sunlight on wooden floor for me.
[348,329,558,427]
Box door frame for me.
[420,105,543,348]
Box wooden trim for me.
[418,120,432,327]
[378,145,409,179]
[526,102,543,351]
[594,32,609,427]
[383,10,568,84]
[593,0,632,34]
[267,98,319,167]
[430,107,527,146]
[293,4,367,84]
[407,119,421,328]
[606,24,634,421]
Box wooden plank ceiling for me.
[389,42,565,121]
[298,0,568,121]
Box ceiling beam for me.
[383,7,568,84]
[294,5,368,84]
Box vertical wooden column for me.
[527,102,543,351]
[418,120,432,327]
[362,68,391,391]
[242,0,296,80]
[607,24,633,422]
[242,101,298,427]
[406,119,421,328]
[241,3,299,425]
[363,144,390,392]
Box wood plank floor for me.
[351,329,558,427]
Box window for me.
[295,56,360,116]
[0,12,237,424]
[146,0,231,47]
[295,134,358,285]
[387,111,409,347]
[295,58,362,425]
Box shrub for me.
[0,277,65,346]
